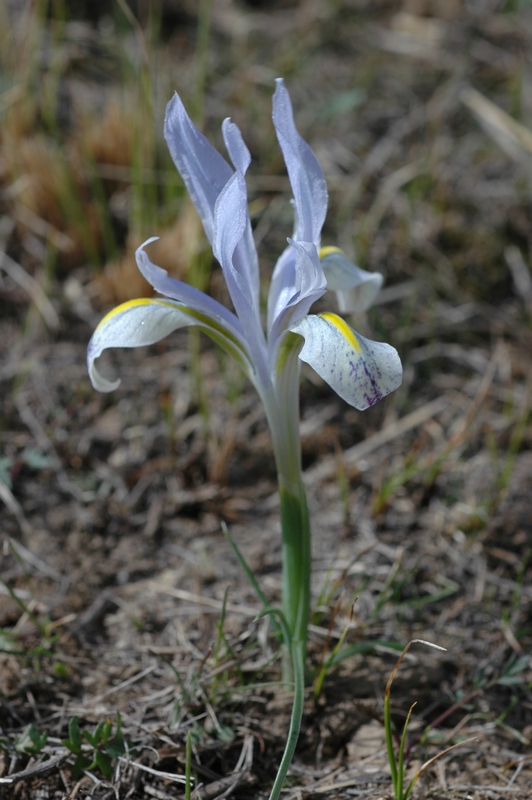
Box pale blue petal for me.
[212,172,248,297]
[135,239,244,336]
[222,118,251,174]
[290,313,402,410]
[164,93,232,243]
[213,171,270,385]
[267,244,296,332]
[272,79,328,244]
[221,118,260,311]
[268,240,326,356]
[320,249,384,313]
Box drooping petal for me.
[88,298,253,392]
[272,79,328,244]
[88,299,194,392]
[135,239,244,336]
[320,247,384,313]
[289,312,402,410]
[164,94,233,243]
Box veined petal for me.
[289,312,402,410]
[272,78,328,244]
[320,247,384,313]
[88,298,252,392]
[164,94,232,243]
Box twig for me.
[0,752,69,784]
[306,395,449,484]
[0,251,59,331]
[191,770,257,800]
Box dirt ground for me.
[1,1,532,798]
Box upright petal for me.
[268,240,326,356]
[272,79,328,244]
[213,170,270,388]
[289,312,402,410]
[221,119,260,312]
[267,244,297,332]
[164,94,233,243]
[222,118,251,174]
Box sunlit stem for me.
[267,440,310,800]
[279,485,310,680]
[263,340,311,797]
[267,638,305,800]
[267,340,311,682]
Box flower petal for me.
[88,298,253,392]
[320,247,384,313]
[272,78,328,244]
[136,238,244,335]
[87,299,194,392]
[213,170,271,387]
[164,93,232,243]
[268,240,326,355]
[221,119,260,311]
[222,118,251,174]
[289,312,402,410]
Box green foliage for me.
[383,639,472,800]
[496,653,530,687]
[62,714,133,780]
[0,447,51,490]
[15,724,48,755]
[0,723,48,758]
[0,578,57,660]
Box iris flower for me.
[89,79,401,486]
[88,80,401,797]
[88,75,401,649]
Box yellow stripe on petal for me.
[319,245,343,259]
[289,313,402,410]
[320,312,361,353]
[96,298,177,330]
[89,296,255,393]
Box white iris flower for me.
[87,79,403,800]
[88,79,402,493]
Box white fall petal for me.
[290,312,402,410]
[88,299,193,392]
[88,298,252,392]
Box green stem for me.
[279,484,311,682]
[265,476,310,797]
[268,639,306,800]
